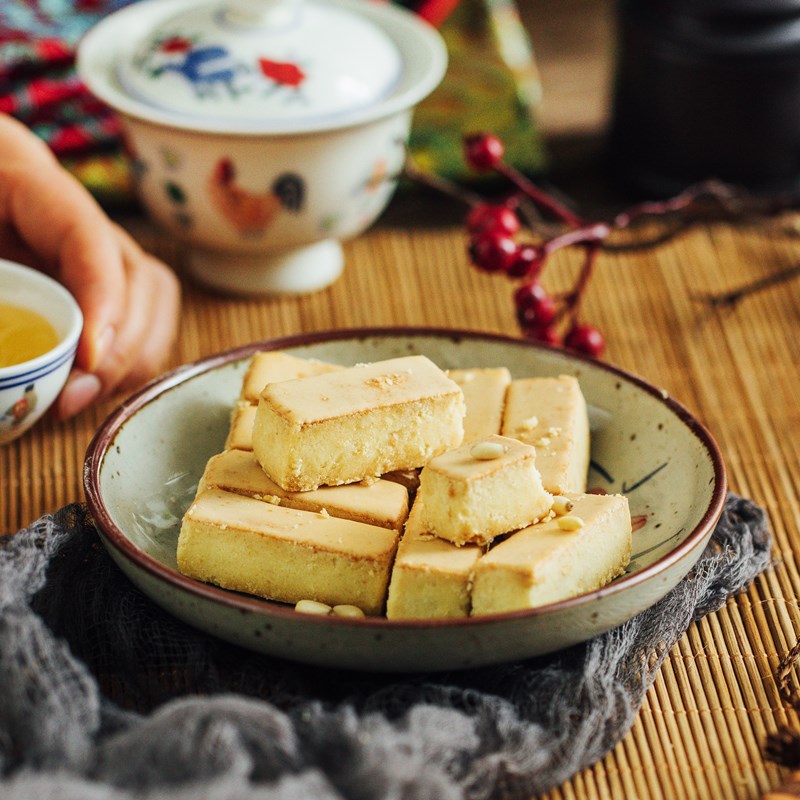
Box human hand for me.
[0,114,181,419]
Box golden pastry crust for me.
[471,493,632,615]
[416,434,552,547]
[501,375,590,495]
[177,489,399,615]
[240,351,341,405]
[446,367,511,443]
[199,448,409,530]
[253,355,466,491]
[386,498,482,620]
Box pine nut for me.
[552,495,574,516]
[295,599,332,615]
[332,604,365,618]
[557,515,585,531]
[470,441,506,460]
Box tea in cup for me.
[0,259,83,444]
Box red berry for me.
[466,203,520,236]
[464,133,505,172]
[514,282,554,315]
[523,323,561,346]
[516,303,557,331]
[468,231,519,273]
[565,323,605,357]
[507,244,545,279]
[515,283,558,333]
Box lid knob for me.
[224,0,299,28]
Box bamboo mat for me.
[2,192,800,799]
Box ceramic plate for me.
[84,328,727,672]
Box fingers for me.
[94,228,182,399]
[0,115,182,419]
[0,224,41,268]
[115,254,182,392]
[0,159,127,372]
[55,370,103,421]
[60,224,126,372]
[54,228,181,419]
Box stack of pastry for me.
[177,352,632,619]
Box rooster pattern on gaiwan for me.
[208,158,304,238]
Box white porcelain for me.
[77,0,447,296]
[84,329,728,672]
[0,259,83,445]
[118,0,403,125]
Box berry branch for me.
[406,133,800,358]
[461,132,615,357]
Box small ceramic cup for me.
[0,259,83,445]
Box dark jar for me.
[608,0,800,196]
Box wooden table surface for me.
[4,2,800,797]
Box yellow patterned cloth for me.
[410,0,545,180]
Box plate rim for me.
[84,325,728,630]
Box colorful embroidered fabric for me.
[0,0,543,206]
[0,1,136,203]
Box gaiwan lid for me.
[117,0,404,128]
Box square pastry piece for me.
[178,488,399,615]
[471,493,632,615]
[446,367,511,443]
[417,434,552,547]
[240,351,340,404]
[198,449,409,531]
[253,355,465,491]
[501,375,590,495]
[225,404,256,451]
[386,498,482,620]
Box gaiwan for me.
[78,0,447,295]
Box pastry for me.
[501,375,590,494]
[224,404,422,498]
[416,434,552,546]
[470,493,631,614]
[252,355,466,491]
[240,351,340,404]
[180,351,628,622]
[225,403,256,451]
[199,448,409,530]
[177,488,399,615]
[385,498,481,619]
[446,367,511,442]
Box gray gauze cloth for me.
[0,495,771,800]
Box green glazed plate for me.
[84,328,726,672]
